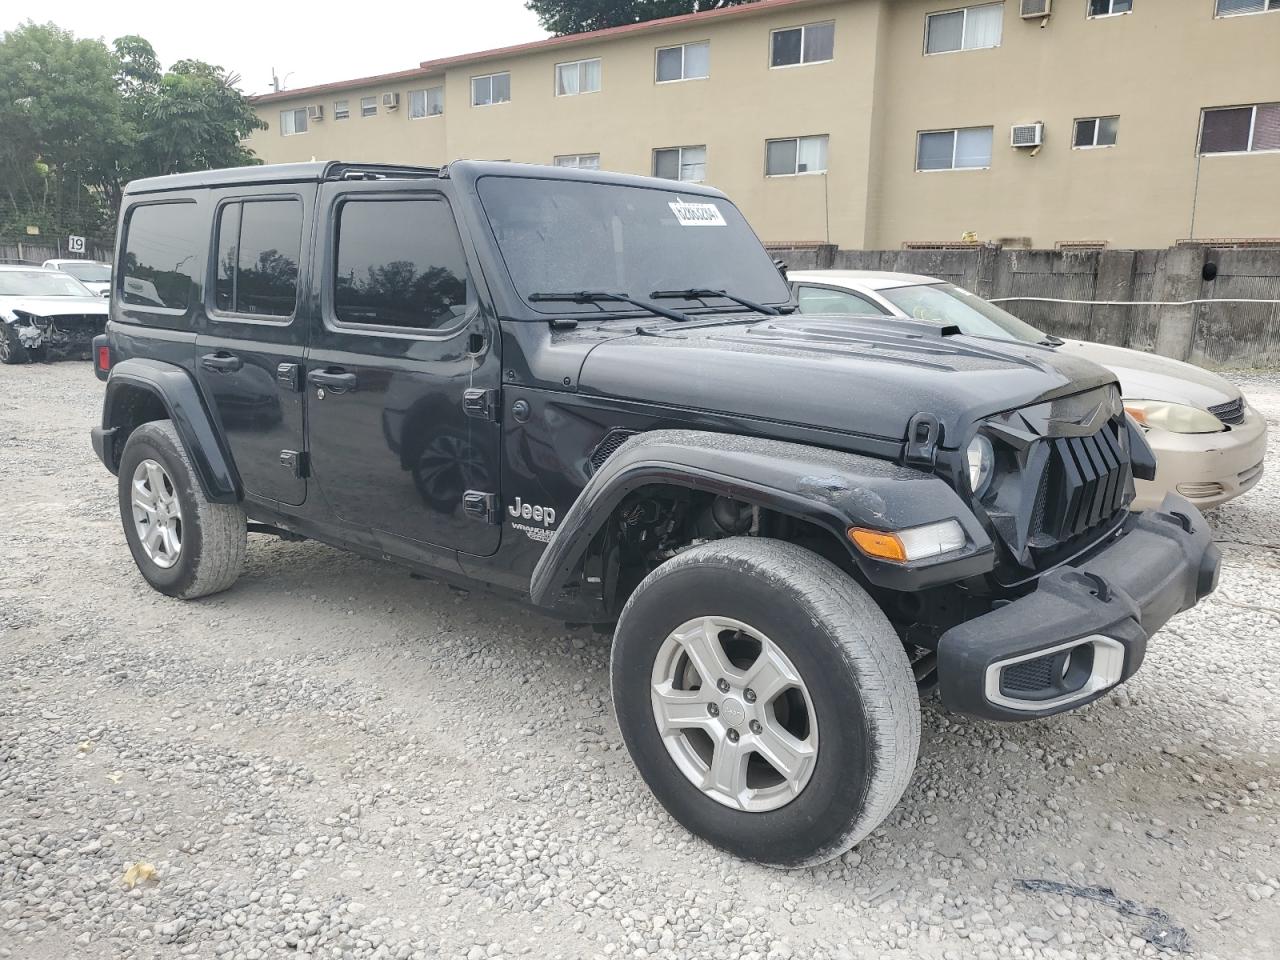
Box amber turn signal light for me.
[847,528,908,562]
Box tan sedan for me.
[789,270,1266,511]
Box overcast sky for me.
[3,0,549,95]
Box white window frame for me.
[1198,103,1280,156]
[280,108,308,136]
[360,96,377,118]
[1213,0,1278,15]
[769,21,835,69]
[1086,0,1133,18]
[655,41,710,83]
[408,86,444,120]
[334,99,350,121]
[471,72,511,107]
[653,145,707,183]
[924,3,1004,55]
[915,126,994,172]
[765,135,829,176]
[554,153,601,169]
[1072,115,1119,148]
[555,58,602,96]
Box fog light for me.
[849,520,965,562]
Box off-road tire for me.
[611,537,920,868]
[117,420,247,599]
[0,323,29,364]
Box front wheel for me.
[0,323,29,364]
[611,538,920,867]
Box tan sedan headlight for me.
[1124,400,1224,435]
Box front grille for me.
[1001,654,1058,694]
[1035,425,1132,542]
[1209,398,1244,426]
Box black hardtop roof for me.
[123,159,729,200]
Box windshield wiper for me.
[650,287,782,316]
[527,290,692,323]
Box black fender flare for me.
[98,358,242,503]
[529,429,994,612]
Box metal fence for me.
[1,237,114,265]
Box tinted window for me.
[334,199,470,330]
[122,201,200,310]
[215,199,302,317]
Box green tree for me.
[525,0,754,35]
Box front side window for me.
[360,96,377,117]
[121,202,199,311]
[279,108,307,136]
[334,199,470,330]
[214,199,303,318]
[655,41,710,82]
[765,135,829,175]
[653,145,706,182]
[925,3,1004,54]
[1200,103,1280,154]
[1088,0,1132,15]
[795,285,888,316]
[334,99,350,120]
[409,86,444,119]
[554,154,601,170]
[770,21,835,67]
[916,126,994,170]
[1073,115,1119,147]
[556,58,601,96]
[472,72,511,106]
[1216,0,1278,14]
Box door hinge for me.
[462,387,500,422]
[903,412,941,468]
[280,450,310,479]
[276,362,303,391]
[462,490,499,525]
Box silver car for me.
[0,265,110,364]
[789,269,1267,511]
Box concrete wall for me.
[769,242,1280,368]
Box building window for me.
[472,72,511,106]
[556,58,601,96]
[1199,103,1280,154]
[925,3,1003,54]
[1073,115,1119,148]
[770,21,835,67]
[279,108,308,136]
[653,145,707,182]
[655,41,710,82]
[916,126,994,170]
[1088,0,1132,16]
[554,154,601,170]
[334,99,350,121]
[360,96,377,117]
[765,135,829,176]
[409,86,444,119]
[1215,0,1278,14]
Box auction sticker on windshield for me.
[668,200,726,227]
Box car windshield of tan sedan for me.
[881,283,1045,345]
[0,270,92,297]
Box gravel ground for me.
[1,363,1277,960]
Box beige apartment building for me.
[247,0,1280,250]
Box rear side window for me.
[214,198,303,318]
[333,198,469,331]
[121,201,200,311]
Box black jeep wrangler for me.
[91,161,1219,867]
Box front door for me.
[304,181,502,557]
[195,191,310,506]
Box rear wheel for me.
[0,323,29,364]
[611,537,920,867]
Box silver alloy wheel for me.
[131,458,183,569]
[650,616,819,812]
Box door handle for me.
[201,352,243,373]
[308,368,358,394]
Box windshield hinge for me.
[463,387,500,422]
[903,413,941,467]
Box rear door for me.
[303,180,502,557]
[195,189,311,506]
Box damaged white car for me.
[0,265,109,364]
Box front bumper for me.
[938,493,1219,721]
[1133,407,1267,510]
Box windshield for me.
[59,262,111,283]
[880,283,1045,344]
[478,176,791,316]
[0,270,93,297]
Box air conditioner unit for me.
[1020,0,1051,17]
[306,104,324,122]
[382,92,400,111]
[1011,122,1044,148]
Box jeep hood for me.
[577,315,1117,445]
[0,295,109,318]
